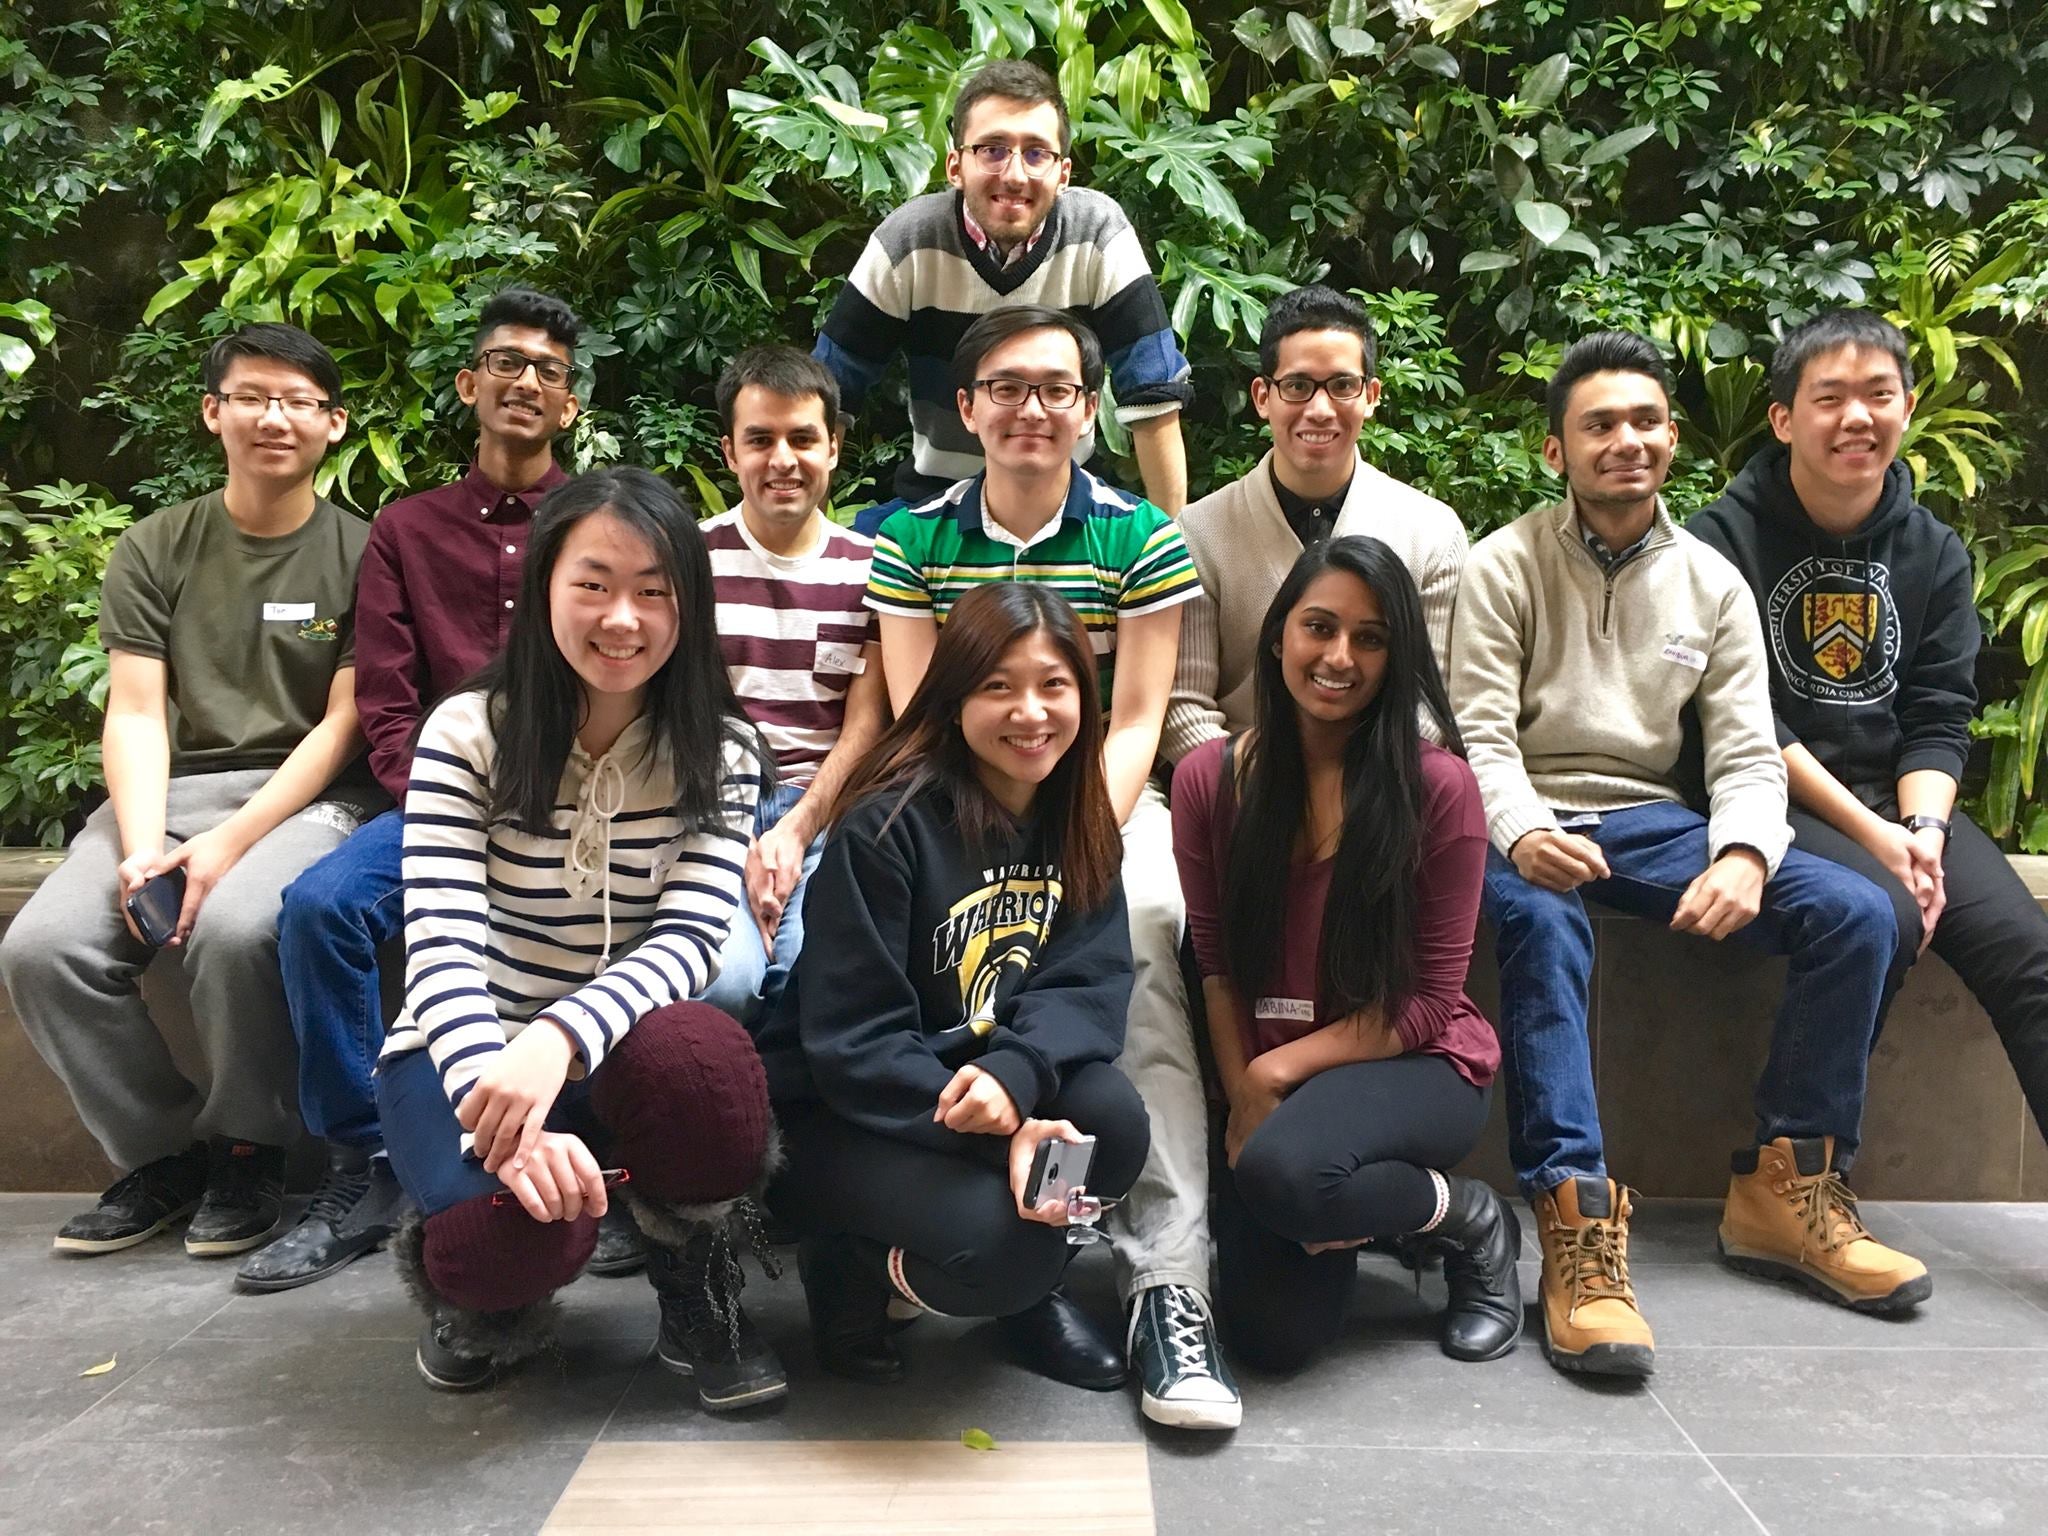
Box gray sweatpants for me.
[0,768,362,1171]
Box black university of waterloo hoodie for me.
[1689,443,1980,811]
[755,780,1134,1151]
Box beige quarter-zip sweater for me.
[1448,494,1791,871]
[1163,449,1467,762]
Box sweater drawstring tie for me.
[565,751,627,972]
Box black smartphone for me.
[1024,1134,1096,1209]
[124,867,188,947]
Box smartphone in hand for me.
[125,868,188,948]
[1024,1134,1097,1209]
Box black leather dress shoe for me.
[1435,1175,1525,1362]
[236,1148,406,1292]
[998,1288,1127,1391]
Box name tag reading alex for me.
[1660,640,1707,672]
[1254,997,1316,1024]
[816,641,866,675]
[263,602,316,622]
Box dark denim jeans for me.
[697,781,824,1027]
[279,808,404,1148]
[1480,799,1895,1198]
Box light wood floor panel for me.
[542,1439,1153,1534]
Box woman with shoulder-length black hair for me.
[757,581,1151,1391]
[1171,535,1520,1374]
[375,465,789,1410]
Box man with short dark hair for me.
[1450,329,1927,1381]
[0,322,375,1263]
[234,289,585,1292]
[1164,283,1466,763]
[697,344,887,1024]
[816,59,1192,515]
[1691,308,2048,1141]
[866,304,1229,1427]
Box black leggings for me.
[1215,1054,1487,1373]
[773,1060,1150,1318]
[1790,809,2048,1140]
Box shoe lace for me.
[1786,1168,1871,1256]
[301,1163,370,1227]
[733,1196,783,1283]
[1551,1214,1637,1319]
[1156,1285,1217,1379]
[678,1224,752,1363]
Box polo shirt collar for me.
[952,468,1093,543]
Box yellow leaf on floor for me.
[78,1355,117,1377]
[959,1427,997,1451]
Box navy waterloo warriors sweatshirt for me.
[1689,443,1980,811]
[756,782,1134,1150]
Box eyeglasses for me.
[975,377,1087,410]
[211,391,335,420]
[1265,373,1370,404]
[477,347,573,389]
[964,142,1063,176]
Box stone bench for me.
[4,846,2046,1199]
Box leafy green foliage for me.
[1,0,2046,841]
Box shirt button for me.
[506,545,517,554]
[504,600,514,609]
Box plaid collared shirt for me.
[960,204,1046,269]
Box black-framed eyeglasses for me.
[964,142,1063,176]
[210,390,336,420]
[477,347,573,389]
[1265,373,1370,404]
[975,377,1087,410]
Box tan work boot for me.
[1718,1136,1932,1314]
[1533,1176,1655,1377]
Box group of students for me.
[7,56,2048,1437]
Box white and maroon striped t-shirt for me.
[702,509,876,788]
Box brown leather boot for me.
[1718,1136,1931,1314]
[1533,1175,1654,1378]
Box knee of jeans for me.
[1831,875,1902,959]
[591,1002,772,1207]
[422,1193,597,1312]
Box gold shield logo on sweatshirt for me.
[1803,591,1880,681]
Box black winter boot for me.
[1433,1175,1524,1362]
[649,1222,788,1411]
[797,1234,904,1384]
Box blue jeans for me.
[1480,800,1895,1198]
[697,781,824,1027]
[279,808,404,1148]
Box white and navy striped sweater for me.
[379,688,762,1117]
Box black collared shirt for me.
[1271,463,1353,548]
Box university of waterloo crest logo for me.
[1803,591,1880,681]
[1767,557,1899,705]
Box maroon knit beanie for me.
[590,1000,771,1207]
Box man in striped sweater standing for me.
[814,59,1193,519]
[1163,284,1467,766]
[697,346,888,1025]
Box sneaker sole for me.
[1540,1309,1654,1378]
[233,1235,387,1293]
[53,1199,201,1254]
[185,1218,285,1258]
[1139,1388,1242,1431]
[415,1348,494,1392]
[1717,1239,1935,1315]
[655,1345,790,1410]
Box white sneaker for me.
[1126,1284,1241,1430]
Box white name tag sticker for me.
[1660,641,1708,672]
[816,641,866,675]
[263,602,316,622]
[1253,996,1316,1023]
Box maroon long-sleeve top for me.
[1170,735,1500,1087]
[352,461,566,801]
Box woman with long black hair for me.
[1171,535,1520,1373]
[757,581,1151,1391]
[375,466,786,1408]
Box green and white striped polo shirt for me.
[865,468,1201,706]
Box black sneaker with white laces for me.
[184,1137,287,1257]
[1127,1284,1242,1430]
[649,1224,788,1410]
[53,1144,209,1254]
[236,1145,407,1291]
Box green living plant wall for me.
[0,0,2045,845]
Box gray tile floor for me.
[4,1193,2048,1534]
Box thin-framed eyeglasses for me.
[975,377,1087,410]
[210,390,335,420]
[477,347,574,389]
[1265,372,1370,404]
[964,142,1064,176]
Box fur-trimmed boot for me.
[391,1210,560,1392]
[632,1188,788,1411]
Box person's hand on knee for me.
[495,1130,606,1223]
[1509,829,1608,892]
[462,1018,576,1174]
[935,1062,1022,1135]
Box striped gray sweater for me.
[379,688,761,1115]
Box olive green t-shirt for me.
[99,490,370,775]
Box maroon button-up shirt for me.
[353,461,567,801]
